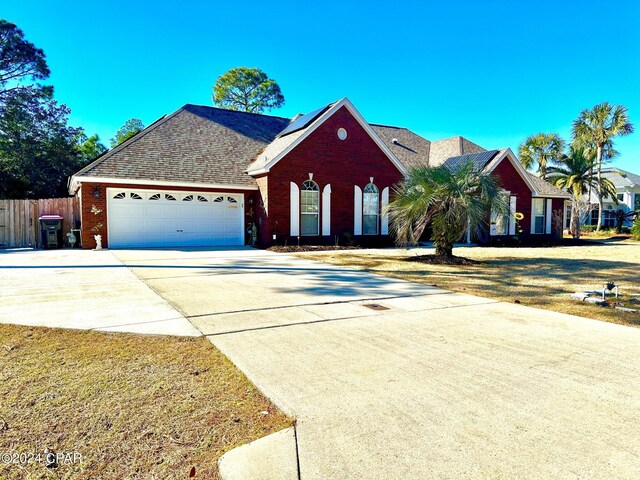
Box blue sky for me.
[5,0,640,171]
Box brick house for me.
[69,98,569,249]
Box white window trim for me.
[300,180,320,236]
[322,184,331,236]
[545,199,553,234]
[531,198,546,235]
[362,183,380,235]
[490,190,511,236]
[509,196,517,235]
[354,186,362,235]
[290,182,300,236]
[381,187,390,235]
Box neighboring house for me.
[583,167,640,228]
[69,98,569,249]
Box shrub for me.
[632,216,640,240]
[581,225,596,233]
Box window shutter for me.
[381,187,390,235]
[322,184,331,236]
[490,217,498,236]
[509,196,517,235]
[290,182,300,236]
[354,186,362,235]
[530,199,536,234]
[545,199,552,234]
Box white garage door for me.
[107,188,244,248]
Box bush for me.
[581,225,596,233]
[632,216,640,240]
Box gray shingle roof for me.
[602,167,640,188]
[525,172,571,197]
[73,101,568,201]
[441,150,500,172]
[74,104,291,187]
[370,125,431,170]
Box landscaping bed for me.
[0,325,291,479]
[267,245,361,253]
[406,254,479,265]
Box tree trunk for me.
[435,243,453,258]
[596,144,603,231]
[571,198,580,240]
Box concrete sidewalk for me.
[114,248,640,479]
[0,249,199,336]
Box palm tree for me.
[547,148,616,239]
[572,102,633,231]
[387,161,508,258]
[518,133,565,179]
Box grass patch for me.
[298,240,640,328]
[0,325,291,479]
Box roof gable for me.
[71,104,290,191]
[487,149,570,198]
[246,98,408,176]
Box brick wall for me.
[260,106,404,246]
[491,157,534,235]
[491,158,566,238]
[78,182,258,249]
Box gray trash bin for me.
[39,215,64,249]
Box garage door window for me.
[165,194,176,201]
[113,192,126,199]
[198,195,208,202]
[183,195,193,201]
[149,193,161,200]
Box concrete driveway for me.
[112,248,640,479]
[0,248,199,336]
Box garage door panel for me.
[107,188,244,248]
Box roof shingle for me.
[75,104,291,187]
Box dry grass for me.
[0,325,291,479]
[298,238,640,328]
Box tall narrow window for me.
[300,180,319,236]
[532,198,546,234]
[363,183,379,235]
[491,192,510,236]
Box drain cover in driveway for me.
[362,303,389,311]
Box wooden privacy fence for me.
[0,198,80,249]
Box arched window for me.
[363,183,379,235]
[300,180,319,236]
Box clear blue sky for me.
[5,0,640,171]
